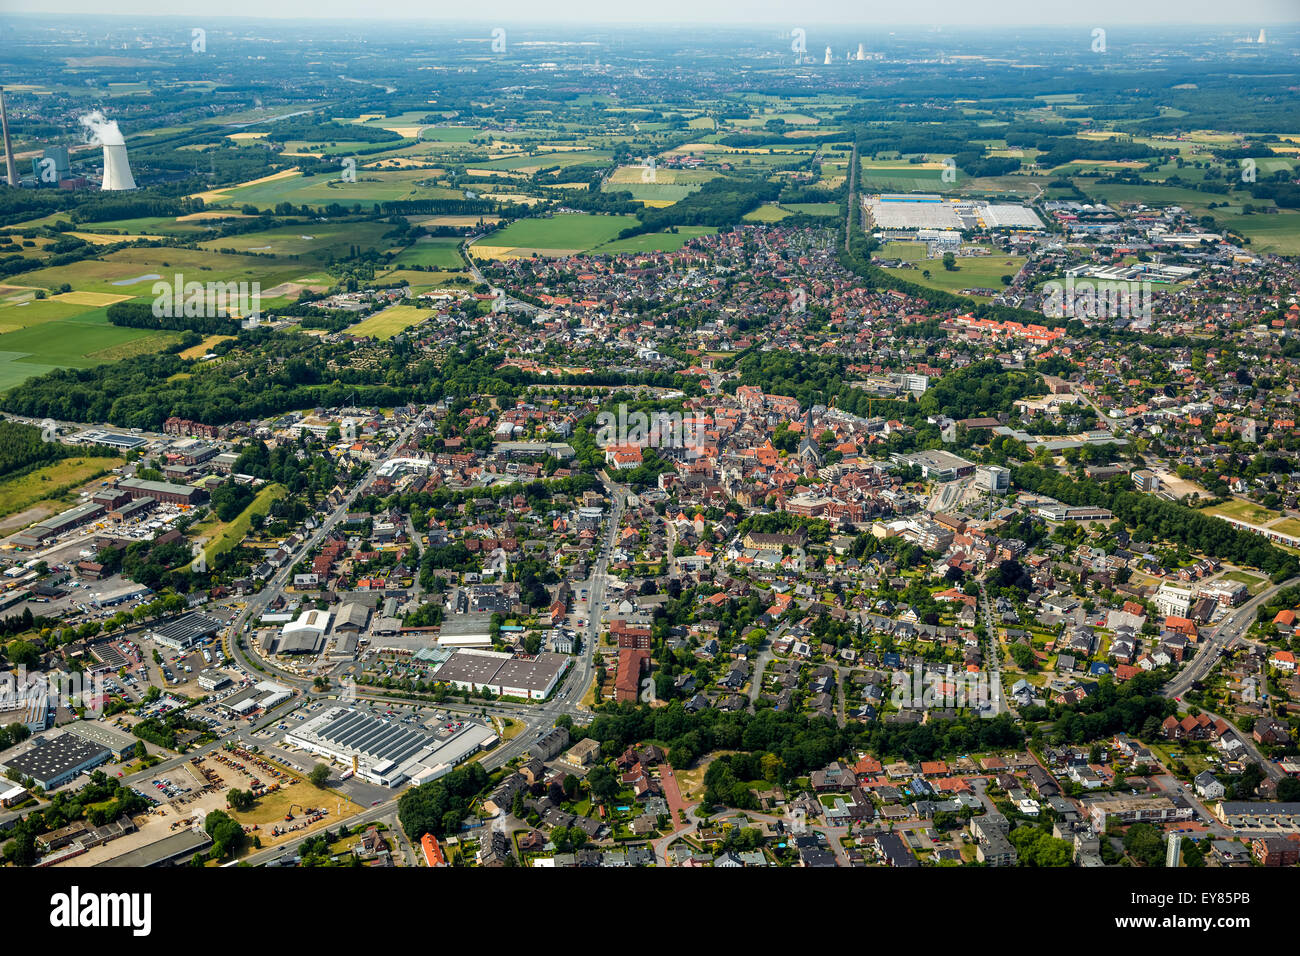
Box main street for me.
[1163,575,1296,699]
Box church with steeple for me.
[798,405,822,467]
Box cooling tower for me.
[824,46,832,65]
[857,43,865,61]
[101,142,136,191]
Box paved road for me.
[1164,575,1296,699]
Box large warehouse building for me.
[0,733,112,790]
[283,706,497,786]
[432,649,569,700]
[146,612,222,651]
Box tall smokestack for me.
[0,91,18,187]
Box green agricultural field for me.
[391,238,466,270]
[206,168,464,209]
[0,304,177,391]
[472,213,638,257]
[420,126,484,143]
[198,221,396,261]
[64,216,216,236]
[1215,212,1300,256]
[743,204,790,223]
[17,246,311,299]
[782,202,840,217]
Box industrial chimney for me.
[0,91,18,187]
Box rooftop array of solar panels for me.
[317,709,434,767]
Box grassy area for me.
[1203,499,1281,526]
[1221,570,1267,594]
[348,304,431,339]
[391,238,465,270]
[879,253,1025,300]
[191,483,288,566]
[0,456,124,522]
[595,227,717,254]
[0,298,181,391]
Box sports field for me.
[347,304,430,339]
[1203,499,1281,526]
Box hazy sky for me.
[3,0,1298,27]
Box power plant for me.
[0,91,18,187]
[81,111,136,191]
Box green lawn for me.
[192,483,288,566]
[879,253,1026,300]
[1203,499,1280,526]
[347,304,431,340]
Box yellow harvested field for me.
[50,290,132,306]
[226,131,269,140]
[179,334,236,359]
[469,245,516,259]
[69,232,168,246]
[176,211,254,222]
[480,193,540,204]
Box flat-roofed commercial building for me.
[65,721,139,760]
[892,449,975,482]
[0,733,112,790]
[433,649,569,700]
[284,706,496,786]
[147,612,222,651]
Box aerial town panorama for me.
[0,4,1298,921]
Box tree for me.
[942,252,957,272]
[204,809,246,859]
[586,764,620,804]
[308,763,331,788]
